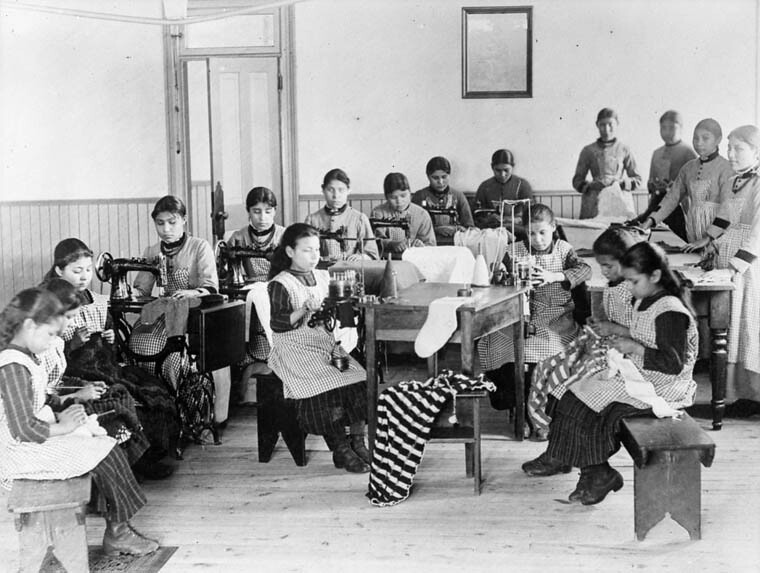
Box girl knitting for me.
[0,288,157,555]
[525,227,637,444]
[45,238,177,478]
[267,223,370,474]
[523,242,698,505]
[480,204,592,423]
[371,172,436,258]
[305,168,379,262]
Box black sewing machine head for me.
[420,200,459,226]
[307,270,361,331]
[95,252,162,301]
[369,217,411,234]
[215,241,272,288]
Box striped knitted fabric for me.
[367,370,495,507]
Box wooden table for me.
[583,253,734,430]
[361,282,528,446]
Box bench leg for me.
[17,507,89,573]
[473,398,482,495]
[257,376,308,466]
[634,450,702,541]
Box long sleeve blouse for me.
[411,186,475,229]
[637,291,690,374]
[305,206,380,261]
[268,269,317,332]
[370,202,436,254]
[573,139,642,192]
[0,347,50,443]
[133,235,218,297]
[473,175,534,228]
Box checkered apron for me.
[478,241,579,369]
[268,270,366,399]
[0,350,115,489]
[60,289,109,342]
[602,281,634,327]
[570,296,698,412]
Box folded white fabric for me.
[402,246,475,283]
[414,296,472,358]
[607,348,682,418]
[247,282,273,344]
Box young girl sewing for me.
[694,125,760,404]
[480,204,592,423]
[370,172,436,258]
[129,195,219,388]
[0,288,157,556]
[523,242,698,505]
[305,168,379,262]
[572,108,643,219]
[267,223,370,474]
[526,227,637,444]
[412,156,475,243]
[473,149,534,237]
[45,238,177,477]
[641,118,733,243]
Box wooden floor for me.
[1,370,759,572]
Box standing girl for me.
[267,223,370,473]
[573,108,643,219]
[524,242,698,504]
[305,168,379,262]
[473,148,534,237]
[0,288,157,555]
[45,238,177,476]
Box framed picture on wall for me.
[462,6,533,99]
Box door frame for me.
[162,5,298,235]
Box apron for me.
[0,349,115,489]
[685,178,720,243]
[268,270,365,399]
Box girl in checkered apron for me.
[526,227,638,441]
[479,205,592,423]
[228,187,285,365]
[693,125,760,403]
[305,168,379,263]
[523,242,698,505]
[0,288,158,556]
[267,223,370,473]
[129,195,219,388]
[44,238,177,480]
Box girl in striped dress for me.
[523,242,698,505]
[305,169,379,263]
[267,223,370,473]
[526,227,637,442]
[228,187,285,364]
[0,288,157,556]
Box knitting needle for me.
[96,410,116,418]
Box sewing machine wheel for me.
[95,251,114,283]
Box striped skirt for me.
[544,392,650,468]
[294,381,367,435]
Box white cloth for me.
[597,182,637,219]
[454,227,512,272]
[414,296,472,358]
[402,246,475,283]
[246,282,272,344]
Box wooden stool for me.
[429,390,486,495]
[7,475,91,573]
[256,372,307,466]
[620,414,715,540]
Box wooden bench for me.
[619,413,715,541]
[255,372,308,466]
[429,390,487,495]
[7,476,91,573]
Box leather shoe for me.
[521,453,572,477]
[568,467,593,502]
[580,465,624,505]
[103,522,159,556]
[134,460,174,481]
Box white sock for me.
[414,296,471,358]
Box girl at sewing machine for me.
[371,172,436,258]
[572,108,643,219]
[522,242,698,505]
[639,118,733,243]
[305,168,379,262]
[267,223,370,474]
[0,287,158,556]
[412,156,474,243]
[43,238,177,480]
[479,204,592,427]
[526,227,637,442]
[129,195,218,388]
[473,149,534,237]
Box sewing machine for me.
[369,217,412,258]
[419,200,459,226]
[307,270,370,332]
[215,241,273,288]
[95,252,163,301]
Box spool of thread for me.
[457,287,472,297]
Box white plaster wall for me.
[0,1,167,201]
[293,0,759,196]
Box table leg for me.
[365,306,378,449]
[513,298,525,442]
[709,290,730,431]
[460,313,474,376]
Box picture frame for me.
[462,6,533,99]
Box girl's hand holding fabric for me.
[346,253,372,262]
[530,266,563,286]
[683,236,710,253]
[57,404,87,433]
[304,296,322,313]
[608,335,643,357]
[171,289,201,300]
[74,383,106,402]
[102,329,116,344]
